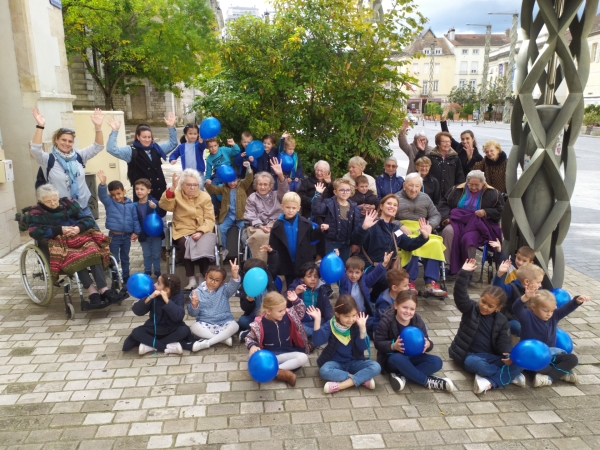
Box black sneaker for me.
[425,376,456,392]
[389,373,406,392]
[101,289,120,304]
[89,293,102,305]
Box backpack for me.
[35,153,85,189]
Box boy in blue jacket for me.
[134,178,167,278]
[97,170,141,282]
[373,268,410,331]
[205,137,240,180]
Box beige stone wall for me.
[0,139,21,258]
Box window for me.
[422,81,428,95]
[471,61,478,74]
[469,79,476,89]
[462,49,468,55]
[435,48,442,55]
[434,63,440,74]
[592,43,598,63]
[433,81,439,92]
[460,61,468,74]
[423,63,429,73]
[459,79,467,88]
[412,62,419,73]
[423,48,431,55]
[473,49,479,55]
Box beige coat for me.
[159,189,215,241]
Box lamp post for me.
[466,23,492,122]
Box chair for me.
[165,221,223,276]
[477,243,496,284]
[217,224,250,266]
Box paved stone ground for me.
[1,132,599,449]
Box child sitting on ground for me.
[349,175,380,216]
[238,258,279,342]
[169,124,207,178]
[338,255,391,334]
[494,262,544,337]
[513,288,590,387]
[245,291,310,387]
[187,260,241,351]
[450,258,525,394]
[123,274,189,355]
[134,178,166,278]
[309,295,382,394]
[489,240,535,285]
[287,262,334,338]
[278,132,304,191]
[373,268,410,330]
[262,192,325,287]
[311,178,361,263]
[97,170,141,282]
[205,137,241,180]
[205,161,253,250]
[374,291,456,392]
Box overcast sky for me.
[218,0,597,36]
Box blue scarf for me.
[52,147,81,200]
[280,213,299,262]
[133,140,167,161]
[458,188,483,211]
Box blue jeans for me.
[319,359,381,386]
[463,353,523,388]
[509,320,521,337]
[385,353,443,385]
[237,314,256,331]
[404,256,439,284]
[325,241,351,263]
[140,236,162,276]
[220,216,244,249]
[109,232,131,280]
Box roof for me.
[447,33,510,47]
[403,32,454,56]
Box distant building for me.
[226,5,260,22]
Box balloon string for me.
[153,298,157,356]
[499,364,512,386]
[549,355,570,375]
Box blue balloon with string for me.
[310,222,320,245]
[555,328,573,353]
[143,210,163,237]
[246,141,265,159]
[551,288,571,308]
[510,339,552,371]
[280,154,294,172]
[200,117,221,139]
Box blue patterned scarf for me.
[52,147,81,200]
[458,188,483,211]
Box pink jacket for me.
[244,179,289,226]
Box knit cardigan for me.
[472,152,508,194]
[205,170,254,223]
[159,188,215,240]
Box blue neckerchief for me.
[52,147,81,200]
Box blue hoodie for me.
[98,184,141,234]
[376,173,405,200]
[338,264,387,316]
[373,288,395,330]
[169,141,207,172]
[135,195,166,241]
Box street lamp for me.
[466,23,492,123]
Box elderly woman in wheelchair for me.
[17,184,123,313]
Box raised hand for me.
[259,244,273,253]
[294,284,307,295]
[32,108,45,127]
[227,138,235,146]
[287,290,298,302]
[315,182,326,194]
[488,239,501,251]
[229,258,239,279]
[323,172,331,184]
[576,295,591,304]
[418,217,432,238]
[356,311,368,332]
[164,112,176,128]
[401,119,409,132]
[107,117,121,131]
[361,210,379,230]
[204,179,212,186]
[90,108,104,127]
[382,251,393,267]
[270,157,283,177]
[243,160,251,167]
[172,172,180,188]
[191,290,199,308]
[96,170,107,185]
[281,131,290,139]
[522,283,538,302]
[497,258,511,276]
[306,306,321,321]
[441,110,448,121]
[462,258,477,272]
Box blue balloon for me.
[126,273,154,299]
[510,339,552,371]
[246,141,265,159]
[248,349,279,383]
[551,288,571,308]
[320,252,345,284]
[143,211,163,237]
[400,326,426,356]
[556,328,573,353]
[243,267,268,297]
[280,154,294,172]
[274,276,283,293]
[199,117,221,139]
[216,165,237,183]
[310,222,320,245]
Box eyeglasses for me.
[59,128,76,135]
[384,164,398,168]
[207,275,223,283]
[337,189,351,193]
[184,183,199,188]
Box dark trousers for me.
[77,264,107,290]
[175,237,210,277]
[127,325,191,351]
[538,353,578,380]
[386,353,443,385]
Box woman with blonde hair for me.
[343,156,377,195]
[472,140,508,194]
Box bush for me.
[425,102,443,117]
[583,112,599,127]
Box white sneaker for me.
[138,343,155,355]
[511,373,526,387]
[192,340,210,352]
[164,342,183,355]
[224,337,233,347]
[184,278,197,290]
[533,374,553,388]
[238,330,249,343]
[425,281,447,297]
[474,374,492,394]
[361,378,376,390]
[389,373,406,392]
[426,376,457,392]
[560,372,578,384]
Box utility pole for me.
[490,12,519,123]
[429,42,435,103]
[466,24,492,122]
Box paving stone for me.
[349,434,385,449]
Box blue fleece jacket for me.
[376,173,405,200]
[169,141,207,172]
[206,145,241,178]
[187,278,241,325]
[312,320,369,364]
[338,264,387,316]
[373,288,394,330]
[98,184,141,234]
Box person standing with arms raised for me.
[439,110,482,177]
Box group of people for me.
[19,107,586,395]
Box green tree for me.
[447,85,477,106]
[424,102,443,117]
[193,0,426,175]
[62,0,219,110]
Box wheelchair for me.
[476,242,497,285]
[19,240,128,319]
[216,224,250,267]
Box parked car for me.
[407,114,419,125]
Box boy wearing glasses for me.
[376,156,405,199]
[97,170,141,282]
[312,179,361,263]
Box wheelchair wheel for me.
[20,244,54,306]
[65,302,75,319]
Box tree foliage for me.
[447,85,477,106]
[193,0,426,176]
[424,102,443,117]
[62,0,220,110]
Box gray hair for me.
[385,156,398,165]
[414,130,427,138]
[178,168,203,190]
[253,171,275,190]
[404,172,423,185]
[36,184,59,201]
[314,160,330,172]
[466,170,486,185]
[348,156,367,170]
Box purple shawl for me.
[449,208,502,274]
